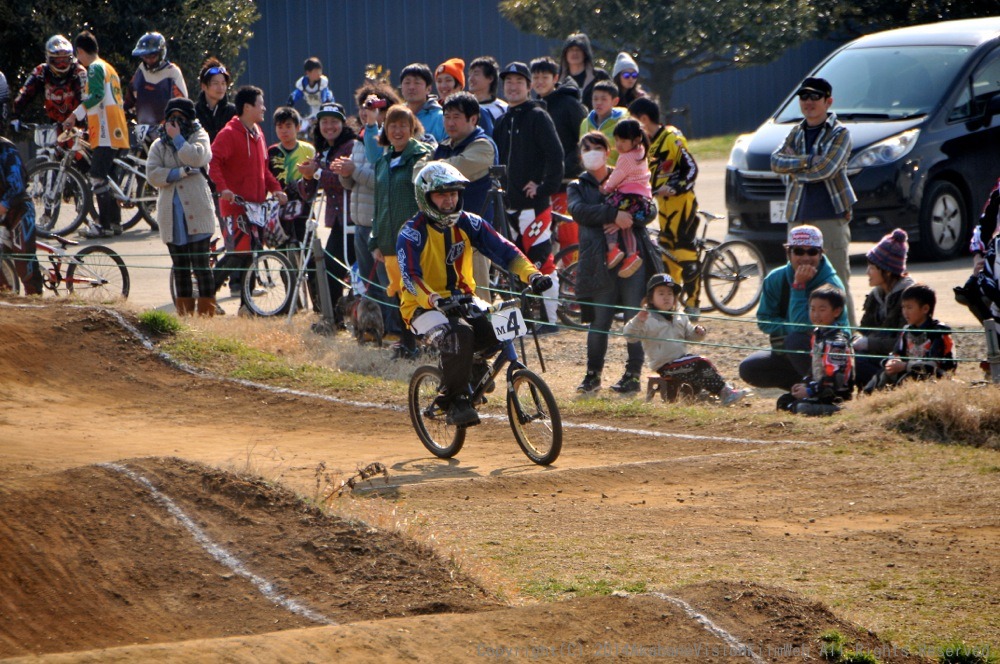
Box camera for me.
[488,164,506,179]
[365,98,388,109]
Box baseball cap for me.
[645,273,682,298]
[786,225,824,248]
[499,61,530,82]
[796,77,832,97]
[316,103,346,122]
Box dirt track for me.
[1,300,996,661]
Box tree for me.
[499,0,815,109]
[815,0,1000,41]
[0,0,258,122]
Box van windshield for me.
[775,45,973,122]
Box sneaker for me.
[533,323,560,336]
[775,393,797,412]
[609,372,641,394]
[683,305,701,322]
[606,246,625,269]
[111,223,123,236]
[79,223,113,239]
[391,342,419,361]
[447,395,480,427]
[617,253,643,278]
[576,371,601,393]
[720,385,748,406]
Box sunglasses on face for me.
[798,91,826,101]
[791,247,821,257]
[620,71,639,80]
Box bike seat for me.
[49,234,80,249]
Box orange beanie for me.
[435,58,465,90]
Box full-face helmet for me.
[414,161,469,227]
[132,32,168,71]
[45,35,74,75]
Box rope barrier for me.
[4,246,992,364]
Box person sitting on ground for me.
[598,119,655,279]
[863,283,956,393]
[777,286,854,415]
[853,229,914,389]
[624,273,747,405]
[739,225,848,391]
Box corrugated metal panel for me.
[242,0,559,141]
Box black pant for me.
[437,314,498,400]
[89,148,123,229]
[167,238,214,298]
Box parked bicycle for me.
[0,233,129,300]
[24,125,158,238]
[408,290,563,466]
[553,210,767,326]
[230,195,296,317]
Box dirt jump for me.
[0,299,996,662]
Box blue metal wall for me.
[242,0,560,140]
[241,1,842,140]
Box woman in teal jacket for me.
[370,104,431,352]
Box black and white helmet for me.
[414,161,469,227]
[132,32,168,71]
[45,35,74,75]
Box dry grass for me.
[860,380,1000,450]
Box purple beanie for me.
[866,228,908,276]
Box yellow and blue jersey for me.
[397,212,537,324]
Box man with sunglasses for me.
[772,77,858,327]
[739,225,849,391]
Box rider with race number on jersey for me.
[11,35,88,127]
[397,162,551,427]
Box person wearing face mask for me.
[568,132,664,395]
[146,97,217,315]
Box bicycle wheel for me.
[408,365,466,458]
[553,245,585,330]
[703,240,766,316]
[1,257,20,293]
[66,244,130,300]
[507,368,562,465]
[27,162,92,237]
[242,249,294,316]
[120,174,159,231]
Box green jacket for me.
[370,138,431,254]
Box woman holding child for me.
[568,131,663,394]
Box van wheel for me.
[917,181,966,260]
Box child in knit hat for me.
[853,229,914,388]
[434,58,465,101]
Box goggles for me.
[201,65,229,81]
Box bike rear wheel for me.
[242,249,294,316]
[1,257,20,293]
[66,245,130,300]
[408,365,466,458]
[507,368,562,465]
[27,162,92,237]
[121,174,159,231]
[702,240,767,316]
[553,244,585,329]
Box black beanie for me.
[164,97,196,121]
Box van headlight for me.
[847,128,920,172]
[727,133,753,171]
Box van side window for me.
[949,50,1000,122]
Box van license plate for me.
[770,201,787,224]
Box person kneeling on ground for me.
[777,285,854,416]
[624,273,747,405]
[863,283,956,394]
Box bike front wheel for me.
[121,175,159,231]
[408,365,466,458]
[553,244,585,330]
[507,368,562,465]
[27,162,92,237]
[242,250,294,316]
[66,245,130,300]
[702,240,767,316]
[1,257,20,293]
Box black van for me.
[726,17,1000,260]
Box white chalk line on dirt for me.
[99,461,335,626]
[2,302,809,447]
[645,592,768,664]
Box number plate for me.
[769,200,788,224]
[491,307,526,341]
